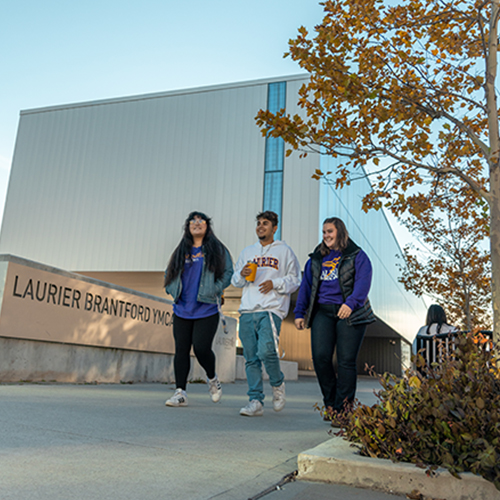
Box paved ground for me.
[0,377,406,500]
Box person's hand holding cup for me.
[242,261,258,282]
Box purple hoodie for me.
[294,248,372,319]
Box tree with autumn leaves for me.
[397,184,492,330]
[256,0,497,338]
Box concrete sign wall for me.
[0,257,175,353]
[0,255,236,383]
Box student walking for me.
[294,217,375,423]
[232,211,301,416]
[164,211,233,407]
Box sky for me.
[0,0,326,219]
[0,0,415,248]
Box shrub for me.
[338,332,500,490]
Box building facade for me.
[0,75,426,375]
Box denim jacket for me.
[164,247,233,304]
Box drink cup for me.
[245,261,258,282]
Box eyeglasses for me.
[189,219,207,225]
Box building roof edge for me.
[20,73,310,115]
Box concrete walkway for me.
[0,377,403,500]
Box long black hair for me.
[164,211,227,287]
[425,304,449,334]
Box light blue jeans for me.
[239,312,284,404]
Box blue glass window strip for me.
[265,82,286,173]
[263,82,286,241]
[265,136,284,172]
[263,172,283,239]
[267,82,286,113]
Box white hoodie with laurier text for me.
[231,240,301,320]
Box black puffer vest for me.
[304,238,376,328]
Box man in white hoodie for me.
[232,211,301,416]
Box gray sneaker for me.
[272,382,286,412]
[207,375,222,403]
[165,388,188,407]
[239,399,263,417]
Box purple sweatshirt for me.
[294,248,372,319]
[174,246,218,319]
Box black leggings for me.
[173,313,220,390]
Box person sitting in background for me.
[412,304,457,355]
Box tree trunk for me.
[490,174,500,343]
[487,1,500,343]
[457,253,473,331]
[464,292,472,332]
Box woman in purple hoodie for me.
[294,217,375,422]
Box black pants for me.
[311,304,366,411]
[173,313,220,390]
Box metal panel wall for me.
[1,81,278,271]
[357,337,403,377]
[281,77,320,266]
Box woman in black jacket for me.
[294,217,375,422]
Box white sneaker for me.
[272,382,286,412]
[207,375,222,403]
[240,399,263,417]
[165,388,188,407]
